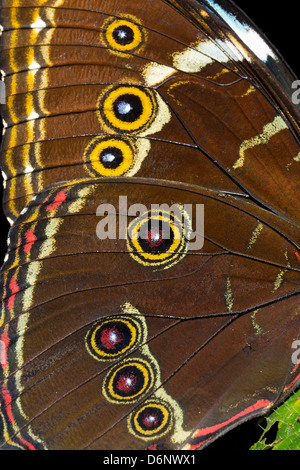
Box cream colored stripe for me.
[233,115,288,170]
[225,277,234,312]
[272,250,290,293]
[247,222,264,251]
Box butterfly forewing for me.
[0,0,299,450]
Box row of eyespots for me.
[83,82,170,178]
[83,83,170,177]
[82,16,170,178]
[127,207,191,271]
[85,14,149,178]
[85,314,174,440]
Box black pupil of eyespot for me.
[113,94,143,122]
[113,365,145,397]
[113,25,135,46]
[138,407,164,429]
[138,220,174,254]
[100,146,124,169]
[95,321,131,354]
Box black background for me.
[0,0,299,450]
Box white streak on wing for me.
[172,38,242,73]
[216,38,243,61]
[173,45,213,72]
[233,115,288,169]
[24,165,34,174]
[27,111,40,121]
[2,170,7,189]
[28,61,41,70]
[196,39,230,63]
[142,63,175,86]
[205,0,276,62]
[31,17,47,29]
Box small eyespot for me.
[102,359,154,404]
[102,17,145,53]
[84,136,133,176]
[127,207,191,270]
[85,316,143,361]
[129,400,173,440]
[84,135,151,177]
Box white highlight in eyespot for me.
[28,61,41,70]
[31,17,47,29]
[117,101,132,115]
[205,0,276,63]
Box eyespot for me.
[83,135,151,177]
[97,85,171,136]
[98,85,156,134]
[103,358,154,404]
[85,316,143,361]
[129,400,173,440]
[127,207,191,270]
[102,17,145,53]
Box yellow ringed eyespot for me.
[85,316,143,361]
[84,136,134,177]
[102,358,154,403]
[129,400,173,439]
[126,207,191,270]
[98,85,157,134]
[103,18,144,53]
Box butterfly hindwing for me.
[0,178,299,449]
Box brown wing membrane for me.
[0,178,299,449]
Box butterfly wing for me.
[0,0,299,450]
[0,178,299,449]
